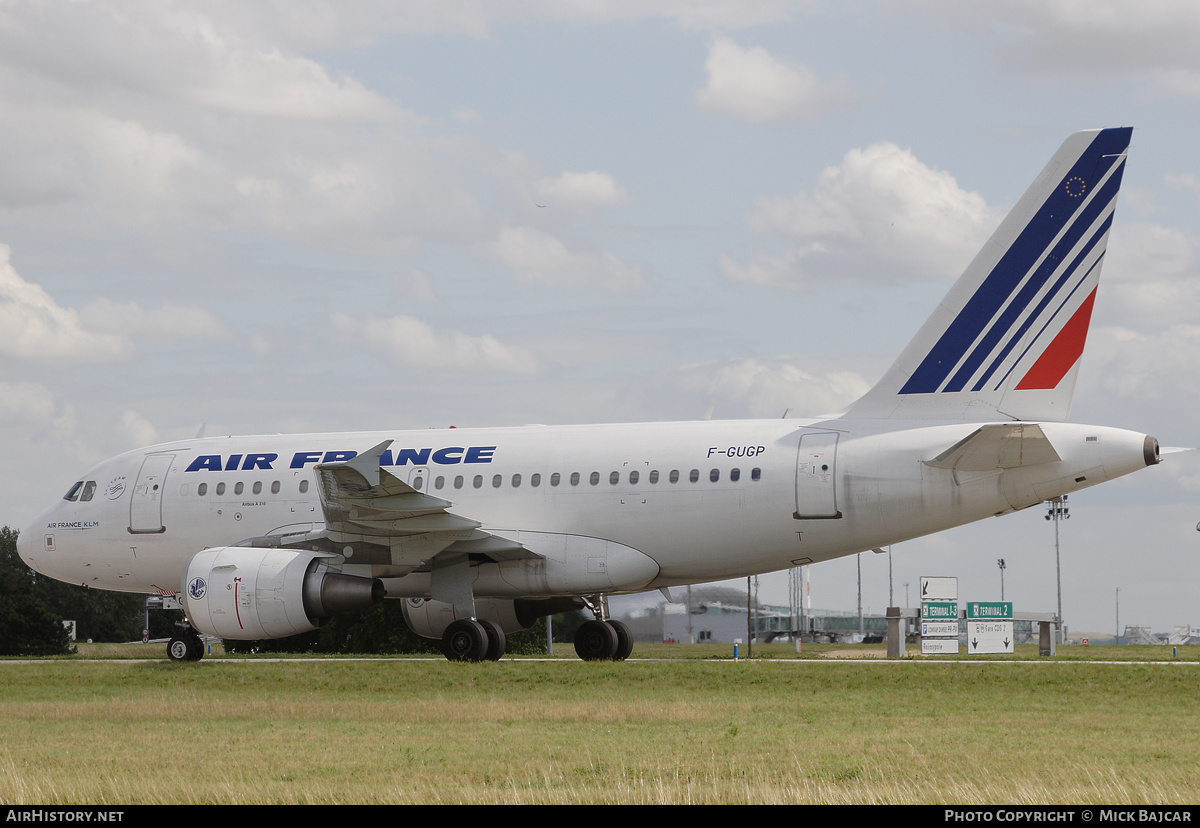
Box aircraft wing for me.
[924,424,1062,471]
[305,440,535,572]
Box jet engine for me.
[181,547,383,640]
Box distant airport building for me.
[619,600,893,644]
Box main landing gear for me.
[573,594,633,661]
[437,593,634,662]
[441,618,506,662]
[573,619,633,661]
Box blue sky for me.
[3,1,1200,635]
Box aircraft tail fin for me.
[844,127,1132,422]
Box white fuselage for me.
[19,417,1156,600]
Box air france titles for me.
[183,446,496,473]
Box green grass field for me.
[3,644,1199,804]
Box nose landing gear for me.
[167,621,205,662]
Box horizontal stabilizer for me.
[925,423,1061,471]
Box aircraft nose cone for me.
[15,525,38,571]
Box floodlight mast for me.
[1045,496,1070,643]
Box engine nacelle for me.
[181,547,384,640]
[401,596,584,640]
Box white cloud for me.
[396,270,439,305]
[534,171,630,209]
[120,409,160,449]
[0,245,133,363]
[0,245,234,363]
[921,0,1200,96]
[0,382,59,426]
[674,357,872,419]
[1101,221,1200,328]
[722,142,1001,289]
[695,36,853,123]
[1085,324,1200,403]
[331,312,540,375]
[80,298,229,339]
[490,226,646,291]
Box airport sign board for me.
[921,638,960,655]
[967,620,1014,654]
[921,601,958,620]
[920,576,959,655]
[922,620,959,637]
[967,602,1013,620]
[921,577,957,603]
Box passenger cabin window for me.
[629,470,639,485]
[473,475,483,489]
[751,467,761,481]
[730,468,741,482]
[413,476,424,491]
[570,472,580,486]
[492,474,502,488]
[298,480,308,494]
[512,474,521,488]
[589,472,600,486]
[649,470,659,484]
[531,473,541,487]
[551,473,561,487]
[252,481,262,495]
[609,471,619,485]
[669,470,679,483]
[434,476,445,490]
[235,482,244,495]
[689,469,700,483]
[709,469,720,483]
[271,481,281,494]
[198,483,208,496]
[454,475,464,489]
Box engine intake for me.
[182,547,383,640]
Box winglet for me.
[845,128,1132,422]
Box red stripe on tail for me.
[1015,288,1097,390]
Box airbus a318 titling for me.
[18,127,1162,662]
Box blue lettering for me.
[290,452,323,469]
[432,446,464,464]
[241,453,278,470]
[378,449,394,466]
[225,454,242,471]
[322,451,358,464]
[464,446,496,464]
[186,455,222,472]
[395,447,433,466]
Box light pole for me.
[997,558,1006,601]
[1045,496,1070,643]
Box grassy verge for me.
[35,640,1200,661]
[2,654,1199,804]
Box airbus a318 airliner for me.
[18,128,1162,662]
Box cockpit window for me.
[63,482,83,502]
[80,481,98,502]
